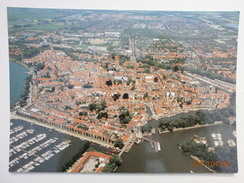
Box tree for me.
[110,154,122,165]
[143,92,149,99]
[99,100,107,111]
[144,68,150,73]
[36,62,45,71]
[114,139,124,149]
[154,77,159,82]
[89,101,107,112]
[167,125,174,132]
[77,124,89,130]
[119,108,132,124]
[89,103,97,111]
[112,93,121,101]
[196,111,205,123]
[79,111,87,116]
[111,53,115,60]
[75,101,81,106]
[102,155,122,173]
[97,112,108,119]
[47,66,52,71]
[117,80,122,85]
[122,93,129,99]
[106,80,113,87]
[173,65,179,72]
[67,84,74,89]
[130,86,136,90]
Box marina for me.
[9,119,107,172]
[9,125,71,172]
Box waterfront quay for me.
[9,119,89,172]
[11,113,113,148]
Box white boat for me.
[227,139,236,147]
[157,142,161,152]
[211,133,217,138]
[190,170,194,173]
[214,141,219,147]
[135,139,142,144]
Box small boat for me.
[157,142,161,152]
[135,139,142,144]
[190,170,194,173]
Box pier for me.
[142,137,161,152]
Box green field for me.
[7,7,79,21]
[9,22,67,33]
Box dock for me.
[142,137,161,152]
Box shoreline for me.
[177,145,216,173]
[10,60,31,108]
[10,57,30,70]
[158,121,224,134]
[11,114,113,148]
[190,155,216,173]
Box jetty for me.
[142,137,161,152]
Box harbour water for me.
[9,119,107,172]
[117,121,236,173]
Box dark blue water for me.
[9,61,29,106]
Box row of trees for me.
[102,155,122,173]
[61,142,90,172]
[106,79,136,87]
[180,141,220,171]
[53,47,80,60]
[187,67,236,84]
[158,106,236,132]
[180,141,238,172]
[19,75,32,107]
[89,101,107,112]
